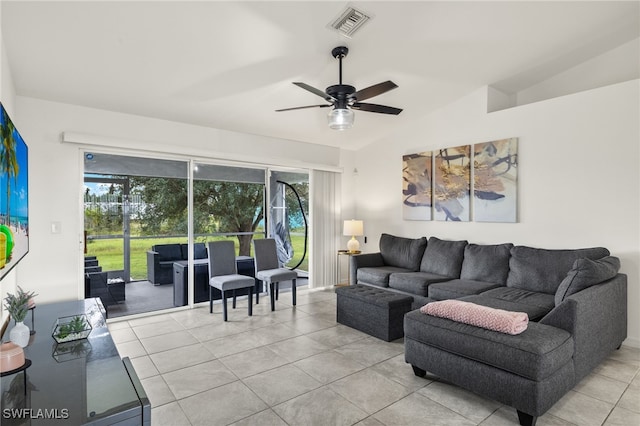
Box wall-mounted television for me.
[0,102,29,281]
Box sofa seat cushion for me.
[420,237,468,277]
[159,260,177,268]
[404,309,574,381]
[460,243,513,284]
[153,244,183,261]
[379,233,427,270]
[357,266,411,288]
[388,272,451,297]
[507,245,610,294]
[428,279,504,301]
[462,287,555,321]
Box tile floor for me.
[107,287,640,426]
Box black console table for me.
[173,256,261,306]
[0,298,150,425]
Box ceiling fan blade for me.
[351,80,398,102]
[275,104,332,112]
[351,102,403,115]
[293,82,335,101]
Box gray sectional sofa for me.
[349,233,627,426]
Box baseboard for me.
[622,337,640,349]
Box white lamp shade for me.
[343,220,364,237]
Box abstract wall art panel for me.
[402,151,432,220]
[434,145,471,221]
[473,138,518,222]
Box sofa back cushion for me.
[507,245,610,294]
[420,237,468,278]
[153,244,182,261]
[554,256,620,306]
[379,233,427,271]
[460,243,513,284]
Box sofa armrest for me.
[540,273,627,381]
[349,252,385,286]
[146,250,160,283]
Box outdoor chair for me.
[207,241,255,321]
[253,238,298,311]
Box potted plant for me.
[3,289,32,347]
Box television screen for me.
[0,102,29,281]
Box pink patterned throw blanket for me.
[420,300,529,335]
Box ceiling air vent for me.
[329,7,371,38]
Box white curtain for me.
[309,170,341,288]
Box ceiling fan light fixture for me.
[328,108,354,130]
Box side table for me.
[336,250,361,287]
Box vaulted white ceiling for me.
[2,1,638,150]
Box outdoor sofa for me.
[348,233,627,426]
[146,243,207,284]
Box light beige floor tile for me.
[128,313,175,328]
[617,384,640,413]
[140,329,200,354]
[170,308,219,329]
[243,364,322,406]
[607,346,640,367]
[286,315,336,334]
[334,336,404,367]
[573,372,629,404]
[130,355,160,379]
[370,354,431,391]
[296,300,337,315]
[293,350,366,384]
[249,322,302,346]
[187,320,247,342]
[116,339,148,359]
[330,369,411,414]
[151,401,191,426]
[178,381,267,426]
[220,346,289,379]
[604,406,640,425]
[202,331,264,358]
[374,392,475,425]
[162,359,237,399]
[229,408,288,426]
[267,335,331,363]
[141,375,175,408]
[418,381,502,423]
[547,390,614,426]
[480,406,574,426]
[107,320,132,331]
[273,386,367,426]
[306,324,367,348]
[355,417,386,426]
[109,326,139,343]
[593,358,639,384]
[133,318,185,339]
[150,343,216,374]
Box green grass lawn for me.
[86,235,308,280]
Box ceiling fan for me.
[276,46,402,130]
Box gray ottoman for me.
[336,285,413,341]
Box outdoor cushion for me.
[428,279,503,300]
[554,256,620,306]
[460,243,513,284]
[388,272,451,297]
[463,287,555,321]
[357,266,411,288]
[404,309,574,381]
[506,245,610,294]
[420,237,468,277]
[379,233,427,271]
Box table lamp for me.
[343,220,364,252]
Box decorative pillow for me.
[460,243,513,284]
[506,245,610,294]
[420,237,468,278]
[379,233,427,271]
[554,256,620,306]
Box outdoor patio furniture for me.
[207,241,255,321]
[146,243,207,285]
[253,238,297,311]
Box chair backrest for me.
[207,241,238,278]
[253,239,280,272]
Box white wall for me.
[13,96,342,303]
[354,80,640,347]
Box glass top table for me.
[1,298,149,425]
